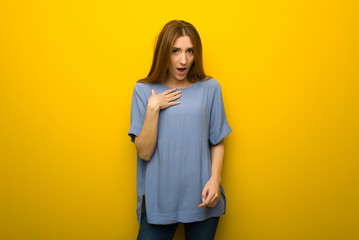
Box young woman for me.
[128,20,232,240]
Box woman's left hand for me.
[198,177,221,208]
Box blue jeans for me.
[137,211,220,240]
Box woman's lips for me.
[177,68,187,75]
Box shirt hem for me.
[210,125,232,145]
[145,211,225,225]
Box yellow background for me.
[1,0,358,239]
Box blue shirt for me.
[128,78,232,225]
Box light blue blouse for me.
[128,78,232,225]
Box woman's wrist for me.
[147,102,160,112]
[210,175,221,184]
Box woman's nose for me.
[179,53,187,65]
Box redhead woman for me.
[128,20,232,240]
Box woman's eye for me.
[172,49,178,54]
[188,50,194,54]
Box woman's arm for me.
[198,140,225,208]
[210,140,225,183]
[134,88,181,161]
[134,104,160,161]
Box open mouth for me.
[177,68,187,74]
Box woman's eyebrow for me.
[173,47,193,51]
[173,47,194,50]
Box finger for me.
[172,91,182,97]
[151,89,156,95]
[198,188,208,208]
[201,188,208,202]
[203,191,214,204]
[208,199,218,208]
[198,202,206,208]
[168,101,181,106]
[169,93,181,101]
[198,194,212,208]
[198,198,207,208]
[165,90,181,98]
[163,88,177,95]
[208,196,219,207]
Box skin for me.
[162,35,195,88]
[198,140,224,208]
[135,35,225,208]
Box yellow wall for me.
[1,0,358,239]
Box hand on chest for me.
[159,90,210,125]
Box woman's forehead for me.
[173,36,193,48]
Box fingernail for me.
[202,198,205,202]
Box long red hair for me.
[138,20,211,84]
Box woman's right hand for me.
[147,88,181,111]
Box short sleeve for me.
[128,83,148,143]
[208,83,232,145]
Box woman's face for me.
[167,35,195,83]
